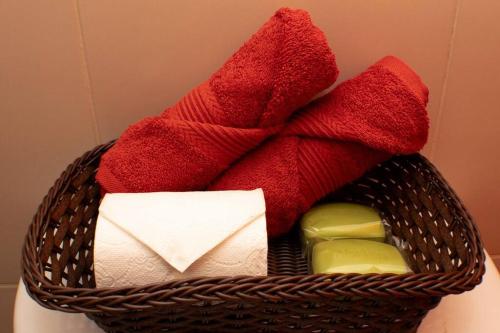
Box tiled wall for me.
[1,0,499,331]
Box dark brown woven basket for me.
[22,141,485,333]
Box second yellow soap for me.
[311,239,411,275]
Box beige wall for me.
[1,1,499,331]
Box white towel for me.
[94,189,267,287]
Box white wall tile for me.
[432,0,500,254]
[0,286,17,333]
[0,0,97,282]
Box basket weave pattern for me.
[21,142,485,333]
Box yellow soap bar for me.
[301,203,386,242]
[312,239,411,275]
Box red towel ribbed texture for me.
[209,56,430,237]
[96,8,338,193]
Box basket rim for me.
[21,141,486,314]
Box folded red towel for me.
[209,56,429,237]
[96,8,338,193]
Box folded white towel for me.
[94,189,268,288]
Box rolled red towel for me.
[209,56,429,237]
[96,8,338,193]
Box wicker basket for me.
[22,142,485,333]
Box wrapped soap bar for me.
[311,239,411,274]
[301,203,386,255]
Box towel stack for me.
[96,8,429,237]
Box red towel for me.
[209,56,429,237]
[96,8,338,193]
